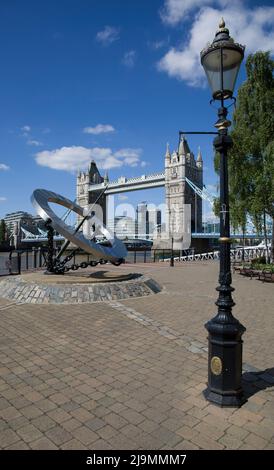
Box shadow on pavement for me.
[242,366,274,399]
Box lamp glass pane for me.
[202,47,243,98]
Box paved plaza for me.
[0,261,273,450]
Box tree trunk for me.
[263,210,270,263]
[242,226,245,261]
[271,217,274,264]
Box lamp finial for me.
[219,17,225,29]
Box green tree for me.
[215,51,274,262]
[0,219,7,244]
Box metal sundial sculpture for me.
[31,188,127,274]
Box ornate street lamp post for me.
[200,19,246,407]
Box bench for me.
[232,261,243,273]
[239,267,260,279]
[258,269,274,283]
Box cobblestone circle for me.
[0,275,161,304]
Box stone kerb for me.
[0,274,161,304]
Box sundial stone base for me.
[0,271,161,304]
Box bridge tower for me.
[165,136,203,244]
[76,161,107,224]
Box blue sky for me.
[0,0,273,220]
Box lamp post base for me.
[203,387,246,408]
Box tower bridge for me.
[88,172,165,194]
[76,135,204,249]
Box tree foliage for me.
[0,219,7,244]
[215,51,274,260]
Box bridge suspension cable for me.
[185,177,215,205]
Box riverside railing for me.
[0,246,268,276]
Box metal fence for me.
[0,246,267,276]
[0,248,48,276]
[0,247,195,275]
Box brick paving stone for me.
[138,419,159,434]
[120,423,143,439]
[16,424,43,443]
[97,425,117,440]
[20,405,43,419]
[71,426,98,445]
[47,408,71,424]
[24,391,44,402]
[5,441,30,450]
[90,406,110,419]
[8,415,30,431]
[31,415,57,432]
[61,417,82,432]
[226,424,250,440]
[0,262,273,450]
[70,407,94,423]
[123,399,147,413]
[60,439,87,450]
[0,419,8,431]
[172,439,200,450]
[85,417,105,431]
[244,432,268,449]
[81,399,98,411]
[0,428,20,448]
[8,397,32,409]
[194,421,225,440]
[186,406,209,420]
[45,426,73,446]
[176,425,199,441]
[191,433,225,450]
[60,401,80,412]
[0,406,22,421]
[103,412,128,430]
[243,421,274,441]
[162,417,184,432]
[0,398,10,410]
[29,437,58,450]
[49,392,70,405]
[151,426,183,448]
[108,402,128,414]
[202,413,231,431]
[119,409,145,426]
[90,439,113,450]
[218,434,243,449]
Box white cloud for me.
[206,183,218,195]
[0,197,7,202]
[21,125,31,133]
[96,26,120,46]
[35,146,142,172]
[140,161,148,168]
[160,0,231,25]
[0,164,10,171]
[158,2,274,87]
[27,139,43,146]
[122,50,136,68]
[42,128,51,134]
[118,194,128,201]
[83,124,115,135]
[148,39,168,50]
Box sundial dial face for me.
[31,189,127,262]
